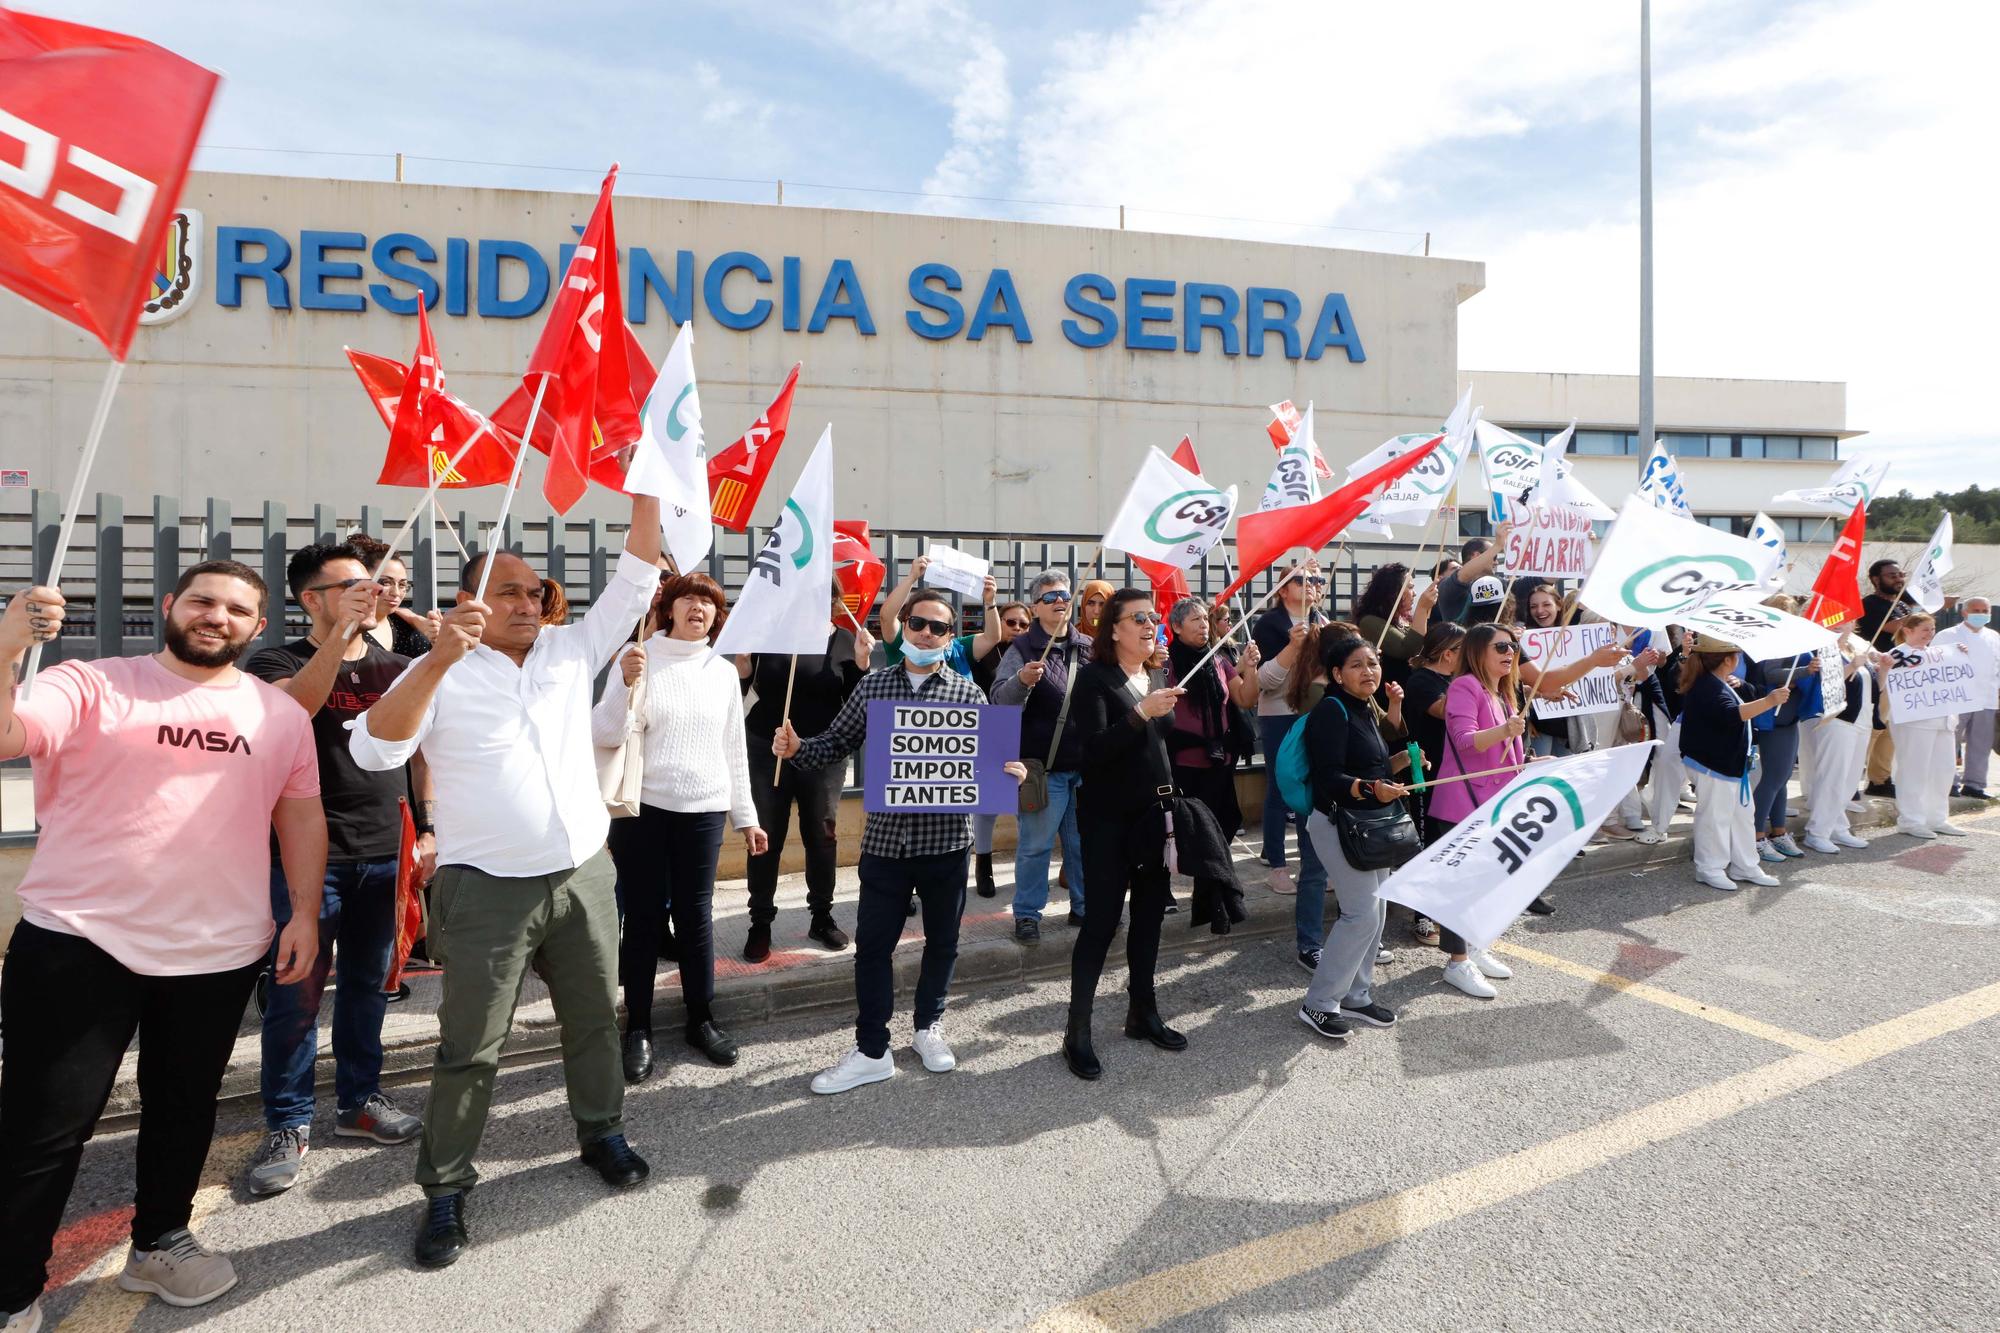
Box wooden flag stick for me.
[1374,505,1453,655]
[1407,759,1528,792]
[431,497,471,559]
[773,653,799,784]
[1179,563,1306,680]
[21,359,126,698]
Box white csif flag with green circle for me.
[1577,495,1787,631]
[713,423,836,657]
[622,320,712,572]
[1905,511,1954,613]
[1102,444,1237,568]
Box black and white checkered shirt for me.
[790,664,991,859]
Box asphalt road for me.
[40,808,2000,1332]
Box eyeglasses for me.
[1123,612,1162,627]
[376,577,412,593]
[1002,618,1031,631]
[1036,590,1073,605]
[904,615,955,636]
[304,577,370,594]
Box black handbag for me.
[1334,800,1421,871]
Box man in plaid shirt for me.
[776,589,1021,1095]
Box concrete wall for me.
[0,173,1482,536]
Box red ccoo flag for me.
[832,520,886,625]
[345,346,518,487]
[493,318,656,496]
[1217,436,1444,605]
[1804,501,1868,627]
[517,167,641,513]
[0,11,218,360]
[708,363,800,530]
[1134,435,1203,625]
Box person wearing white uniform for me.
[1675,631,1790,892]
[1878,612,1967,839]
[1802,624,1876,854]
[1938,597,1999,799]
[349,496,663,1270]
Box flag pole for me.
[473,376,551,604]
[1408,759,1530,793]
[431,496,471,560]
[773,654,799,783]
[1374,504,1452,655]
[21,359,127,698]
[342,409,517,640]
[1181,564,1305,680]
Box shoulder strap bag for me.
[596,623,647,819]
[1018,643,1079,815]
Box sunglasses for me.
[305,577,371,594]
[1123,612,1162,627]
[1036,590,1073,605]
[904,615,955,637]
[1491,641,1519,656]
[1002,618,1032,631]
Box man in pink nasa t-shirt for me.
[0,562,325,1328]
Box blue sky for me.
[57,0,2000,494]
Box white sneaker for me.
[1634,829,1666,845]
[1899,824,1939,841]
[912,1023,957,1073]
[809,1047,896,1095]
[1441,958,1498,999]
[118,1229,238,1308]
[3,1298,42,1332]
[1770,833,1804,858]
[1933,823,1969,837]
[1845,800,1866,814]
[1801,833,1840,854]
[1469,948,1513,980]
[1696,871,1740,892]
[1832,830,1869,849]
[1376,946,1394,965]
[1733,868,1781,887]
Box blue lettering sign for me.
[808,258,875,335]
[1305,291,1366,363]
[628,246,693,326]
[705,251,772,330]
[1123,277,1176,351]
[1183,282,1240,355]
[906,262,965,340]
[476,240,549,319]
[368,233,438,314]
[216,226,291,308]
[1245,287,1302,359]
[966,268,1031,343]
[299,230,366,312]
[1061,272,1117,348]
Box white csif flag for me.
[1905,511,1954,613]
[1772,455,1890,514]
[1259,400,1323,513]
[622,321,713,572]
[1346,386,1479,529]
[1747,512,1788,588]
[1103,445,1238,568]
[1577,495,1788,630]
[712,425,836,657]
[1377,745,1658,952]
[1675,593,1836,659]
[1473,420,1543,499]
[1636,439,1692,518]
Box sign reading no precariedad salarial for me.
[863,701,1022,814]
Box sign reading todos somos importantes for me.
[1884,645,1994,726]
[1376,745,1658,952]
[863,701,1023,814]
[1578,496,1786,631]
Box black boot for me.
[1063,1010,1102,1081]
[976,853,996,898]
[622,1028,654,1084]
[1124,998,1188,1051]
[743,923,772,963]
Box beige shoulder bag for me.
[596,624,647,818]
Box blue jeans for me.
[1012,769,1086,921]
[260,858,398,1129]
[1752,724,1802,835]
[1257,715,1329,950]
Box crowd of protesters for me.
[1,497,1993,1326]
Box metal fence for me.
[0,490,1406,665]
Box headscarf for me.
[1076,579,1116,636]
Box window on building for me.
[1670,435,1710,458]
[1736,435,1765,459]
[1458,510,1493,540]
[1697,515,1738,533]
[1780,517,1813,542]
[1765,435,1802,459]
[1802,436,1837,460]
[1575,430,1624,456]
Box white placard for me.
[1817,646,1846,703]
[1522,622,1624,719]
[921,543,989,600]
[1884,646,1995,724]
[1501,499,1595,578]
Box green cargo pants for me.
[415,863,623,1196]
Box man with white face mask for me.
[1939,597,1999,799]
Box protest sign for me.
[921,543,990,600]
[863,701,1022,813]
[1501,499,1595,578]
[1522,622,1624,719]
[1883,647,1995,725]
[1818,646,1847,701]
[1376,744,1658,951]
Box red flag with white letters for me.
[345,346,518,487]
[0,10,218,359]
[1805,502,1868,627]
[832,520,886,625]
[517,167,640,513]
[707,363,800,530]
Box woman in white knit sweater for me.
[593,571,766,1083]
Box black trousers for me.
[0,922,260,1313]
[609,805,726,1034]
[1423,814,1468,955]
[746,738,844,926]
[852,849,968,1059]
[1070,799,1172,1018]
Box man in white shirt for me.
[1940,596,1999,799]
[350,495,661,1269]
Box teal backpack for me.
[1276,696,1346,819]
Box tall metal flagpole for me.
[1637,0,1655,465]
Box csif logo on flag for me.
[1618,554,1763,616]
[750,500,815,586]
[1143,488,1231,549]
[138,207,201,326]
[1487,776,1585,873]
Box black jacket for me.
[1074,659,1176,817]
[1303,690,1405,816]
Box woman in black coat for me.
[1063,588,1194,1081]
